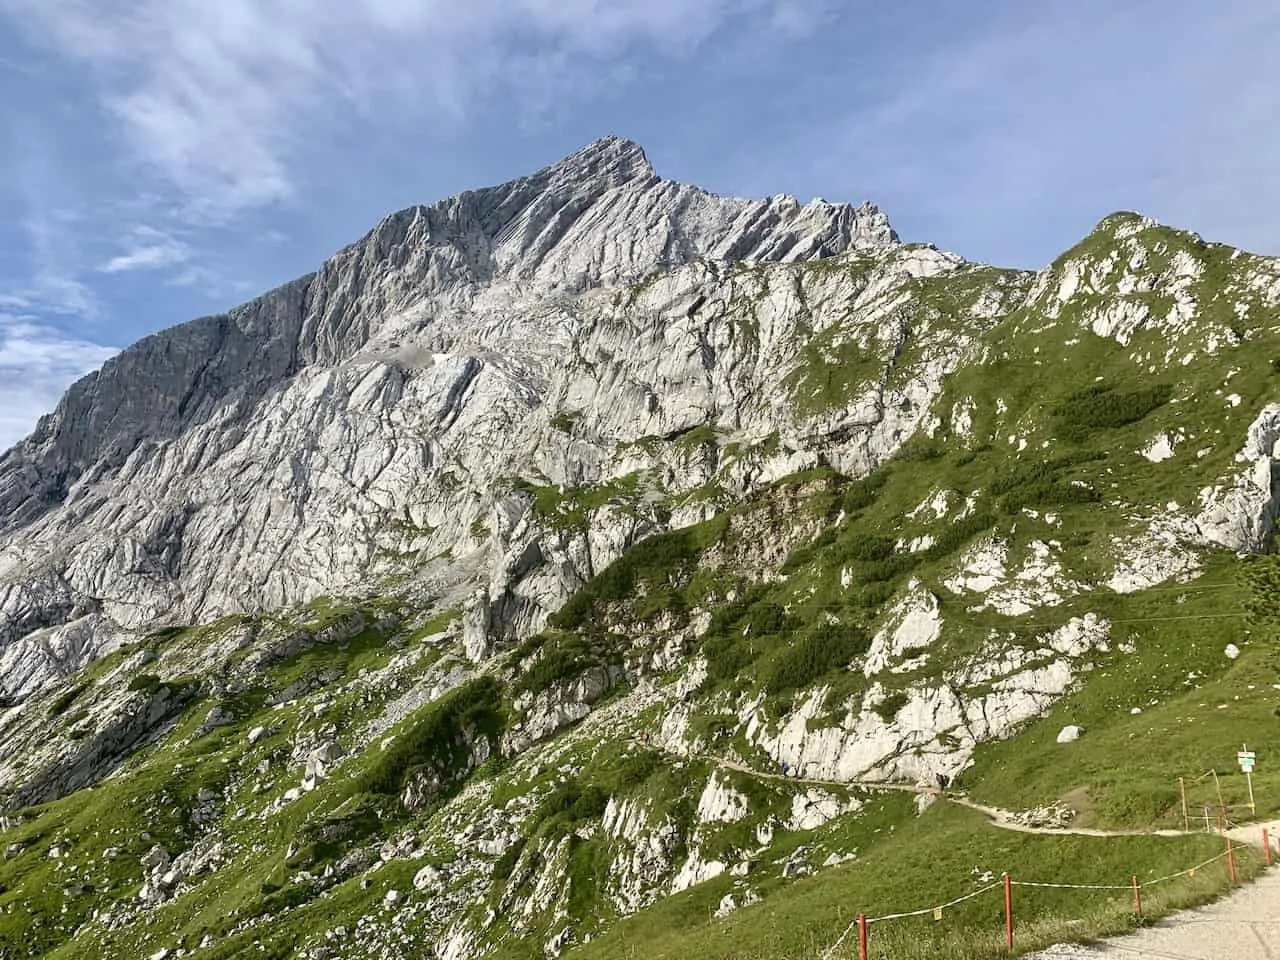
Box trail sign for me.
[1239,745,1257,814]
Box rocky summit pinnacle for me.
[544,134,658,184]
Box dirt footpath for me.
[1029,821,1280,960]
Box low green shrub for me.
[764,622,871,697]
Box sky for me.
[0,0,1277,448]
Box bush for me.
[923,510,995,560]
[841,471,889,512]
[514,634,597,697]
[848,581,896,610]
[988,451,1106,513]
[534,778,611,839]
[358,676,504,798]
[47,683,88,718]
[744,602,796,636]
[492,837,527,883]
[549,523,723,630]
[781,528,839,574]
[1053,383,1172,441]
[998,480,1100,514]
[764,622,871,697]
[701,593,804,685]
[896,437,944,461]
[127,674,163,694]
[873,691,910,723]
[856,553,919,584]
[840,533,896,563]
[605,750,664,793]
[702,632,757,685]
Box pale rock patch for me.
[1194,403,1280,551]
[863,586,942,677]
[1056,725,1084,744]
[787,789,862,831]
[1142,433,1177,463]
[695,776,751,824]
[1107,517,1201,593]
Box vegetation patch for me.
[1053,383,1174,442]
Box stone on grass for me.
[1056,725,1084,744]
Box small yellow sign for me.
[933,907,943,922]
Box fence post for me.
[1131,876,1142,916]
[858,913,868,960]
[1004,874,1014,951]
[1179,777,1189,831]
[1227,836,1237,884]
[1264,828,1273,868]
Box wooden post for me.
[1264,828,1272,868]
[1179,777,1189,831]
[1212,769,1225,815]
[858,913,868,960]
[1227,836,1237,884]
[1131,876,1142,915]
[1004,874,1014,951]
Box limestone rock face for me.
[0,137,945,702]
[1192,403,1280,551]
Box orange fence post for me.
[1131,876,1142,916]
[858,913,868,960]
[1264,828,1273,868]
[1003,875,1014,951]
[1227,836,1237,884]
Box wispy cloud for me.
[100,225,190,273]
[0,312,117,449]
[14,208,100,318]
[0,0,823,220]
[784,0,1280,264]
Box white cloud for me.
[0,0,822,219]
[0,313,117,449]
[100,225,190,273]
[15,208,101,318]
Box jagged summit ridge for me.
[354,133,897,299]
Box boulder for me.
[1056,725,1084,743]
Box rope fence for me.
[820,830,1276,960]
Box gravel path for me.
[705,754,1191,839]
[1028,821,1280,960]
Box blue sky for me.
[0,0,1277,448]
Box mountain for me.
[0,138,1278,960]
[0,135,900,700]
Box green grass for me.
[964,552,1280,827]
[6,209,1280,960]
[564,800,1260,960]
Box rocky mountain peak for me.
[542,134,657,185]
[0,137,913,701]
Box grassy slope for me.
[566,801,1261,960]
[3,216,1280,958]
